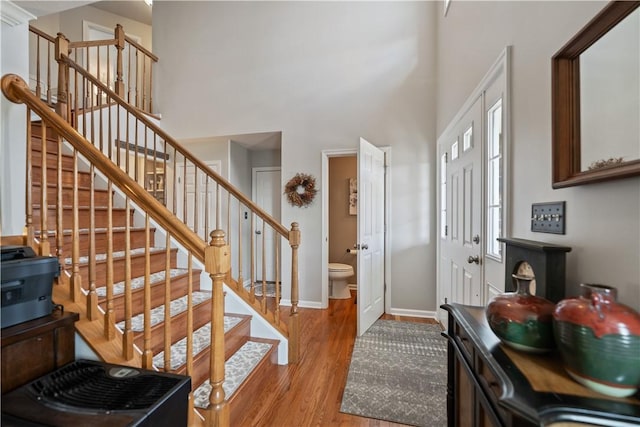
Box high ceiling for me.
[15,0,151,25]
[91,0,152,25]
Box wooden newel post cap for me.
[55,33,69,60]
[115,24,125,47]
[205,230,230,275]
[289,222,301,247]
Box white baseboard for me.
[387,307,439,320]
[279,299,323,309]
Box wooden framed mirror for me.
[552,1,640,188]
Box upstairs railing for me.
[29,24,157,115]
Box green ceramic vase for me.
[486,274,556,353]
[553,284,640,398]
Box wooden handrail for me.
[1,74,207,259]
[125,35,158,62]
[29,25,55,42]
[61,55,290,239]
[68,39,117,49]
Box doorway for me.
[327,155,358,298]
[436,47,511,325]
[321,141,391,336]
[252,167,281,282]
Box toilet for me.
[328,263,354,299]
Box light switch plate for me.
[531,201,565,234]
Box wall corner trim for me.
[1,1,36,26]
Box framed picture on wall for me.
[349,178,357,216]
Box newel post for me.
[288,222,301,364]
[114,24,125,98]
[54,33,69,122]
[204,230,230,427]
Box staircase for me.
[30,121,281,425]
[3,25,301,426]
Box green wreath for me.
[284,173,317,207]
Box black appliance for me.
[1,245,59,328]
[1,359,191,427]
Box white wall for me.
[437,1,640,310]
[1,3,32,237]
[154,2,438,311]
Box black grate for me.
[28,360,182,411]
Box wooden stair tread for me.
[193,340,276,406]
[35,225,147,237]
[63,246,169,266]
[116,291,212,332]
[95,268,193,298]
[152,315,249,371]
[33,205,126,211]
[33,182,110,192]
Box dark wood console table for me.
[442,303,640,426]
[1,310,79,394]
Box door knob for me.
[473,235,480,244]
[361,244,369,250]
[255,230,262,235]
[467,255,480,264]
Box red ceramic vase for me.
[486,274,556,353]
[553,284,640,397]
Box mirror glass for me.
[580,9,640,172]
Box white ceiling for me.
[15,1,151,25]
[91,0,152,25]
[15,1,96,18]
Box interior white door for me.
[177,161,221,241]
[252,167,281,282]
[439,96,483,319]
[357,138,385,336]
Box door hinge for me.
[445,225,448,236]
[445,152,448,163]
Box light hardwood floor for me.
[234,291,442,426]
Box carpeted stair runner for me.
[192,340,274,407]
[152,317,243,371]
[94,268,190,297]
[64,246,166,266]
[116,292,211,331]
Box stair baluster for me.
[104,179,115,340]
[142,213,153,369]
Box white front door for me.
[252,167,281,282]
[177,161,221,241]
[357,138,386,336]
[437,48,510,325]
[439,96,483,322]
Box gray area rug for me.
[340,319,447,426]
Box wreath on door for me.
[284,173,317,207]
